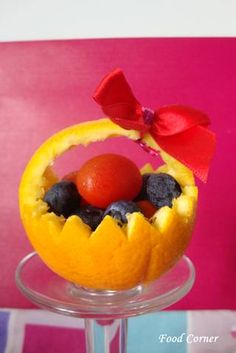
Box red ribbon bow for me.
[93,68,216,182]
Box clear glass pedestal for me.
[15,252,195,353]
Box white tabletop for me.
[0,0,235,41]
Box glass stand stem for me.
[85,318,128,353]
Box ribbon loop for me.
[93,68,216,182]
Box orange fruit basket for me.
[19,118,197,290]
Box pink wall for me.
[0,38,235,309]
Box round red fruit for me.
[76,154,142,208]
[137,200,157,218]
[62,170,78,184]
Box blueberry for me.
[104,200,141,223]
[43,181,80,217]
[146,173,181,208]
[71,206,104,230]
[135,173,152,201]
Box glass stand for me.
[15,252,195,353]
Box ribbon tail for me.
[153,125,216,182]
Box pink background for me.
[0,38,235,309]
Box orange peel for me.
[19,119,198,290]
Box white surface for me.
[0,0,235,41]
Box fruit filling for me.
[43,153,182,231]
[19,119,198,290]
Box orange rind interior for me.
[19,119,198,290]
